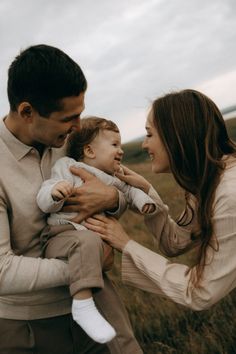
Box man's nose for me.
[71,118,80,132]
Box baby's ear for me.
[84,144,96,158]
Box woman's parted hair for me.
[66,116,119,161]
[152,89,236,286]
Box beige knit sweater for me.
[122,155,236,310]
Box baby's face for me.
[90,129,124,175]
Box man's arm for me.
[0,198,69,295]
[62,167,127,223]
[0,251,69,295]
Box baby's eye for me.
[112,143,118,147]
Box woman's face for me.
[142,111,170,173]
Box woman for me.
[84,89,236,311]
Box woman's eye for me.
[146,134,152,138]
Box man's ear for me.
[17,102,34,122]
[83,144,96,159]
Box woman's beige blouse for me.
[122,156,236,310]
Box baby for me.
[37,116,156,343]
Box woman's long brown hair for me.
[152,89,236,287]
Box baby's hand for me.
[142,203,156,214]
[52,181,73,201]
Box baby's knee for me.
[77,230,103,249]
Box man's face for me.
[29,93,85,148]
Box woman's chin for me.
[151,164,159,173]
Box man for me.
[0,44,142,354]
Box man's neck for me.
[4,113,46,156]
[5,113,30,144]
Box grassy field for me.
[109,118,236,353]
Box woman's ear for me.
[83,144,96,159]
[17,102,34,122]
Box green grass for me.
[109,161,236,353]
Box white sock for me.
[72,297,116,344]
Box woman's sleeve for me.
[144,186,194,252]
[122,184,236,310]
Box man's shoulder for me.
[0,137,13,170]
[51,155,77,171]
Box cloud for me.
[1,0,236,141]
[196,69,236,109]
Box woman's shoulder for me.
[214,155,236,214]
[221,155,236,182]
[223,154,236,168]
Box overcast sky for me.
[1,0,236,142]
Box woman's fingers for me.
[84,215,110,234]
[122,165,138,175]
[84,214,130,251]
[90,214,110,222]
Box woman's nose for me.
[142,139,147,149]
[71,118,80,132]
[119,148,124,156]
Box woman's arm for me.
[115,165,152,194]
[122,209,236,311]
[145,185,194,253]
[84,201,236,310]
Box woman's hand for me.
[83,214,130,252]
[115,165,151,194]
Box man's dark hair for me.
[7,44,87,117]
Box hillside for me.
[225,116,236,141]
[122,116,236,164]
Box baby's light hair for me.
[66,116,119,161]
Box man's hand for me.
[61,167,119,223]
